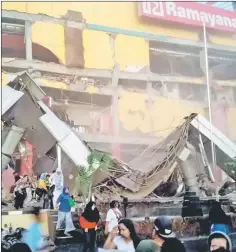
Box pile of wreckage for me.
[2,72,236,212]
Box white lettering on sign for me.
[139,2,236,32]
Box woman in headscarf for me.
[51,168,64,209]
[80,201,100,252]
[35,173,48,207]
[23,176,36,208]
[56,186,75,236]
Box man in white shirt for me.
[105,200,122,234]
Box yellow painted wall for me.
[2,2,236,70]
[31,22,66,64]
[2,71,236,139]
[2,1,236,139]
[83,30,114,69]
[119,91,206,136]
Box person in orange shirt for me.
[79,201,100,252]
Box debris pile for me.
[2,72,236,204]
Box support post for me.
[146,81,152,109]
[178,147,200,195]
[111,64,120,137]
[1,126,25,171]
[202,23,216,173]
[178,146,203,217]
[112,93,119,136]
[25,21,33,60]
[57,144,62,170]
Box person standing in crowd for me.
[209,201,232,235]
[103,218,140,252]
[160,238,185,252]
[136,217,175,252]
[105,200,122,234]
[211,248,229,252]
[22,207,46,251]
[23,176,35,208]
[13,175,29,209]
[49,170,56,187]
[45,174,54,209]
[208,231,232,252]
[56,186,75,237]
[51,168,64,209]
[36,173,48,207]
[13,172,21,183]
[10,172,21,194]
[79,201,100,252]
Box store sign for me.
[138,2,236,33]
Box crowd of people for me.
[10,168,65,210]
[2,197,235,252]
[78,199,234,252]
[4,169,235,252]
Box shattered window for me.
[2,18,26,59]
[149,41,236,82]
[149,41,203,77]
[179,83,206,102]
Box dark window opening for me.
[149,48,203,77]
[179,83,206,102]
[119,79,147,92]
[152,82,179,98]
[2,18,25,35]
[2,18,60,63]
[149,41,236,80]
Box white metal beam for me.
[191,114,236,159]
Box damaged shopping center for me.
[2,73,236,217]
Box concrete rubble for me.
[2,72,236,204]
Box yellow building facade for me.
[2,2,236,141]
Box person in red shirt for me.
[79,201,100,252]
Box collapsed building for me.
[2,72,236,216]
[1,72,130,195]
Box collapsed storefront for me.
[2,72,236,208]
[2,72,236,244]
[1,72,130,199]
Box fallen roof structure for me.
[1,72,130,190]
[2,72,236,202]
[93,113,236,201]
[190,114,236,181]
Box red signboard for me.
[138,2,236,33]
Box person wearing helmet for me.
[136,217,175,252]
[208,231,232,252]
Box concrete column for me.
[25,21,33,60]
[178,146,200,195]
[112,92,120,137]
[146,81,153,135]
[146,81,152,109]
[2,126,25,171]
